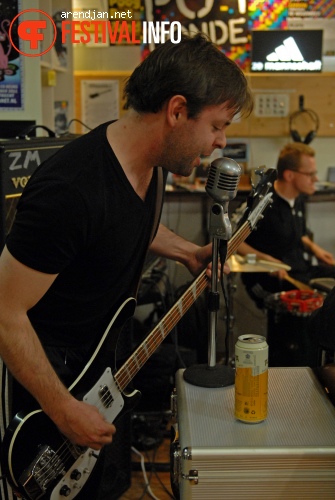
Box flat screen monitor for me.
[251,30,323,73]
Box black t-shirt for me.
[245,190,309,274]
[7,122,163,349]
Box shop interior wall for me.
[74,45,335,260]
[73,46,335,178]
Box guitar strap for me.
[114,167,164,363]
[133,166,164,297]
[150,166,164,244]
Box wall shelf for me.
[74,71,335,138]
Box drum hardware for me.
[265,290,324,367]
[229,254,311,291]
[309,277,335,294]
[219,256,292,366]
[227,254,291,273]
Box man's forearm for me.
[0,314,72,419]
[149,223,199,266]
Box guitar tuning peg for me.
[255,166,267,177]
[250,165,268,190]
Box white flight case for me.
[171,367,335,499]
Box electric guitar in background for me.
[1,169,277,500]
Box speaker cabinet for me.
[0,136,76,248]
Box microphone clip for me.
[208,202,232,240]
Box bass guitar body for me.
[1,298,140,500]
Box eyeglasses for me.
[291,170,318,179]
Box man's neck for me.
[106,112,163,200]
[274,179,298,203]
[108,111,164,168]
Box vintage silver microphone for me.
[206,157,242,240]
[183,157,241,388]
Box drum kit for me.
[222,253,324,366]
[225,253,332,368]
[221,254,290,360]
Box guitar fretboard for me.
[115,219,251,392]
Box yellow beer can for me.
[235,334,268,423]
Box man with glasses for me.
[238,142,335,307]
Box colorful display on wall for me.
[248,0,288,29]
[0,0,23,110]
[143,0,250,70]
[288,0,335,19]
[142,0,334,71]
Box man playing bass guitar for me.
[0,34,253,499]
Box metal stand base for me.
[183,363,235,388]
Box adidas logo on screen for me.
[264,36,321,71]
[251,30,323,73]
[267,37,303,62]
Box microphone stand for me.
[183,202,235,388]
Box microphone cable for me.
[219,241,231,366]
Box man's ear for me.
[166,95,188,126]
[283,169,295,182]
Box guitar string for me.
[114,222,251,392]
[32,442,85,488]
[31,222,252,487]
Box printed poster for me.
[81,79,119,132]
[0,0,23,110]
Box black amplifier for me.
[0,135,77,248]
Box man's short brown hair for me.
[277,142,315,179]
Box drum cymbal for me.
[227,255,291,273]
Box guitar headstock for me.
[235,167,277,231]
[250,166,277,204]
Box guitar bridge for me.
[99,384,114,408]
[19,445,65,500]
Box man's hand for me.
[186,242,230,278]
[302,236,335,266]
[314,247,335,266]
[150,225,230,278]
[50,397,116,450]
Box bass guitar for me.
[1,168,276,500]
